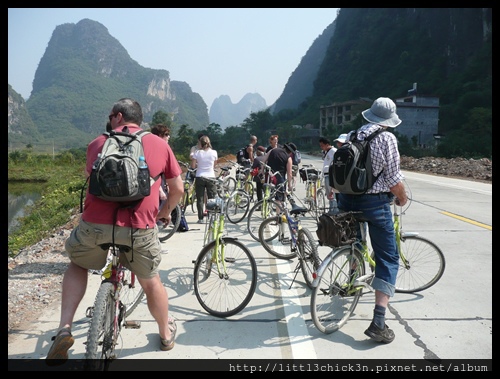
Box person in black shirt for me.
[263,144,293,201]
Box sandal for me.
[46,327,74,364]
[160,317,177,351]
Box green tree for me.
[172,124,196,160]
[151,110,173,132]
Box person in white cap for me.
[318,136,339,213]
[333,133,348,149]
[331,97,408,344]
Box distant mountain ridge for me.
[209,93,267,129]
[10,18,208,149]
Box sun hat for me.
[361,97,401,127]
[334,133,348,144]
[283,142,297,152]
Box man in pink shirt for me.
[46,98,183,364]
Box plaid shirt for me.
[347,123,404,194]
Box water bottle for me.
[92,153,102,170]
[139,156,148,168]
[138,156,150,196]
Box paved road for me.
[8,154,492,371]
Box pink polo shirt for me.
[82,125,182,229]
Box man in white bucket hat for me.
[331,97,408,344]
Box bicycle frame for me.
[312,202,417,289]
[204,197,230,278]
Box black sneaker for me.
[364,321,395,343]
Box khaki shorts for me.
[65,219,162,279]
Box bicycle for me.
[234,159,255,202]
[84,244,144,369]
[178,161,198,215]
[192,184,258,318]
[310,196,446,334]
[258,192,321,289]
[299,164,326,221]
[216,158,237,197]
[246,164,285,241]
[220,159,252,224]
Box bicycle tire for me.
[310,246,365,334]
[316,188,326,219]
[190,189,198,215]
[225,189,250,224]
[120,268,145,317]
[157,203,181,242]
[246,199,282,241]
[84,282,119,363]
[395,235,446,293]
[221,176,236,196]
[297,227,321,289]
[193,238,257,318]
[258,216,298,260]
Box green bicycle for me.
[246,164,284,241]
[258,192,321,289]
[192,179,258,318]
[310,196,446,334]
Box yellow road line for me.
[441,211,492,230]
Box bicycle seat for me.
[307,173,318,181]
[99,243,131,253]
[289,203,309,215]
[206,197,223,211]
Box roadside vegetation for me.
[8,148,87,256]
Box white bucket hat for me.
[362,97,401,127]
[334,133,348,144]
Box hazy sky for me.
[8,8,339,108]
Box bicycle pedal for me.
[86,306,94,318]
[123,320,141,329]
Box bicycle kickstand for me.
[288,261,302,289]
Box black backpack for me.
[236,145,251,165]
[329,128,386,195]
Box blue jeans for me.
[338,192,398,297]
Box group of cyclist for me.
[46,96,408,364]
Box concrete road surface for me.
[8,154,492,371]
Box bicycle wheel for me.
[193,238,257,318]
[85,282,119,363]
[190,189,198,215]
[225,189,250,224]
[258,216,298,260]
[247,199,282,241]
[157,203,181,242]
[221,176,236,196]
[310,247,365,334]
[120,268,145,317]
[395,235,446,293]
[316,188,326,217]
[297,227,321,289]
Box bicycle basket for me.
[316,212,357,248]
[299,167,320,182]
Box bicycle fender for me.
[311,253,333,288]
[401,231,419,238]
[220,236,239,243]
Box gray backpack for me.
[329,128,386,195]
[88,127,159,203]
